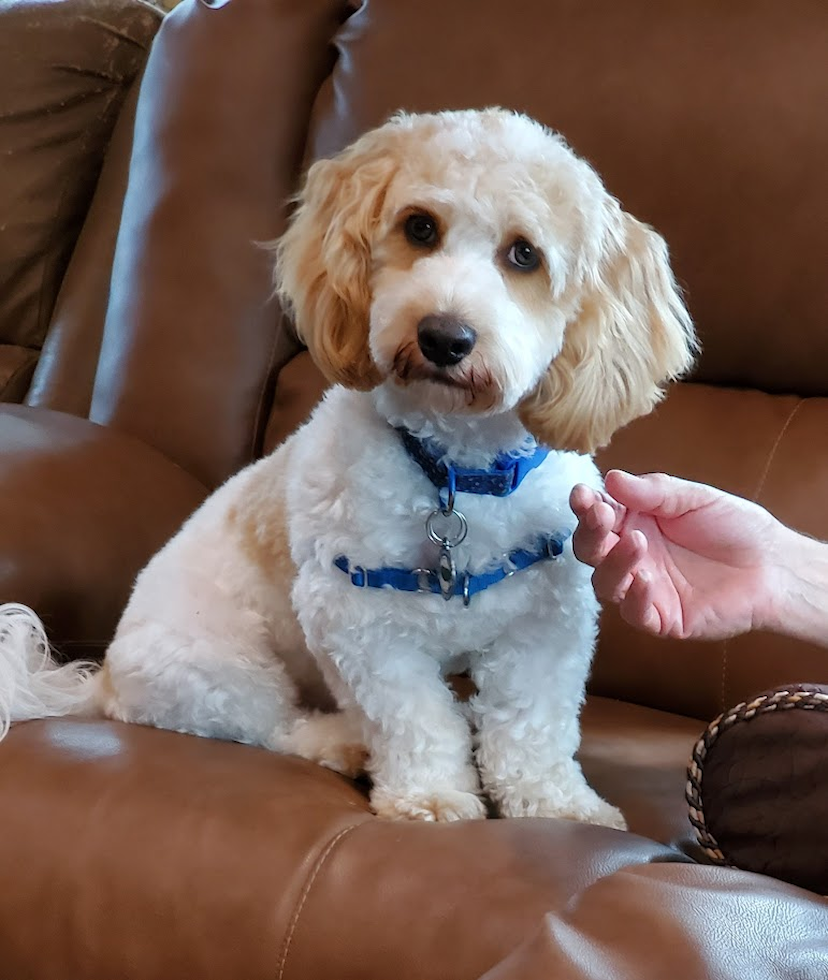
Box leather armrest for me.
[0,405,205,654]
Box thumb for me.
[604,471,721,520]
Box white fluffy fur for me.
[0,109,696,826]
[0,605,98,739]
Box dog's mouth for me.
[392,342,500,409]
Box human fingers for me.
[572,500,624,566]
[571,485,627,565]
[619,569,665,636]
[569,483,600,520]
[590,528,648,603]
[604,470,726,521]
[570,484,626,522]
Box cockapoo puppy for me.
[0,108,696,825]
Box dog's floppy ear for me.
[274,136,398,390]
[519,206,697,453]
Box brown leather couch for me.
[1,0,827,976]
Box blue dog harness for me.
[333,428,569,605]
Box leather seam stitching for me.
[751,398,804,504]
[276,822,360,980]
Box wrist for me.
[763,526,828,647]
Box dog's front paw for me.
[498,786,626,830]
[371,787,487,823]
[560,795,627,831]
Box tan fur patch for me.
[501,259,553,320]
[97,661,116,704]
[373,219,427,276]
[227,482,294,584]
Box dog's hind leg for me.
[102,614,305,751]
[283,705,368,778]
[104,623,369,777]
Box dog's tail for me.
[0,603,102,741]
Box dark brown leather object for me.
[0,0,161,401]
[0,405,205,654]
[689,687,828,894]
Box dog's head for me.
[275,108,697,453]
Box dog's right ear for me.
[273,136,398,391]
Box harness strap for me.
[333,533,569,606]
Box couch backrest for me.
[0,0,161,403]
[304,0,828,398]
[27,0,828,484]
[31,0,348,490]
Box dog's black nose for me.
[417,315,477,367]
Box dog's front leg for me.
[304,615,485,822]
[470,615,626,830]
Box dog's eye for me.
[404,213,439,247]
[507,239,540,271]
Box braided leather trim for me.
[686,688,828,865]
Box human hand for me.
[569,470,792,641]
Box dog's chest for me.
[289,406,597,579]
[284,400,601,655]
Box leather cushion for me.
[688,686,828,893]
[0,712,679,980]
[1,700,826,980]
[0,404,206,654]
[480,862,828,979]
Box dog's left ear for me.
[519,206,697,453]
[274,135,398,390]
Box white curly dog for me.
[0,109,696,826]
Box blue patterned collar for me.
[397,427,549,502]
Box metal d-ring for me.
[425,507,468,548]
